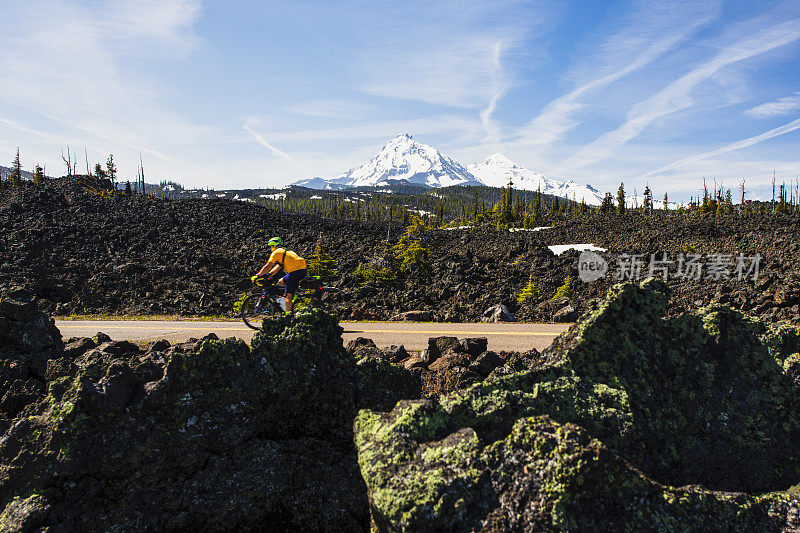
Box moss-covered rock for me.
[354,279,800,530]
[0,306,377,531]
[554,280,800,492]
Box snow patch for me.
[509,226,552,232]
[548,244,606,256]
[260,193,287,200]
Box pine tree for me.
[516,274,540,304]
[32,165,45,185]
[616,182,626,215]
[663,192,669,211]
[551,276,572,300]
[533,187,541,220]
[600,193,614,214]
[9,148,22,187]
[94,163,105,179]
[307,239,339,279]
[642,185,653,213]
[125,181,132,194]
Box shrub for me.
[307,239,339,279]
[551,276,572,300]
[232,292,249,315]
[354,263,397,285]
[517,275,540,304]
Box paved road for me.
[55,320,571,353]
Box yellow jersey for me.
[268,248,307,273]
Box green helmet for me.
[267,237,283,247]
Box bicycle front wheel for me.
[241,294,281,331]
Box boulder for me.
[382,344,409,364]
[346,336,377,352]
[98,340,140,356]
[427,351,471,372]
[355,408,800,531]
[552,304,577,322]
[459,337,487,356]
[146,339,171,353]
[426,336,461,363]
[401,354,427,371]
[390,310,433,322]
[467,350,502,377]
[63,337,96,358]
[481,304,515,323]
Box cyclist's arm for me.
[256,262,282,277]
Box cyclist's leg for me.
[283,269,307,313]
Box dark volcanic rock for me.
[382,344,409,364]
[390,310,433,321]
[2,178,800,325]
[0,290,63,422]
[0,306,414,530]
[354,280,800,530]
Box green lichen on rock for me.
[354,279,800,530]
[556,280,800,492]
[0,492,49,533]
[0,306,379,530]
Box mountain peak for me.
[311,134,482,189]
[483,153,517,167]
[387,133,414,144]
[468,156,603,205]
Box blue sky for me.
[1,0,799,200]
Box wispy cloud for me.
[745,92,800,118]
[517,0,720,152]
[479,41,507,143]
[244,119,300,167]
[0,0,207,170]
[640,117,800,178]
[556,17,800,174]
[355,0,555,108]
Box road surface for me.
[55,320,571,353]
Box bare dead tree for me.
[137,151,144,196]
[61,147,75,177]
[740,178,746,207]
[772,171,776,213]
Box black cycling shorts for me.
[282,268,307,295]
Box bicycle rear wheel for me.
[241,294,281,330]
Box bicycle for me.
[240,275,341,330]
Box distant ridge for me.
[467,153,604,206]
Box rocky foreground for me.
[1,177,799,324]
[1,280,799,531]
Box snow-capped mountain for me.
[292,134,483,189]
[468,154,604,206]
[291,135,604,204]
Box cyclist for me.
[252,237,307,314]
